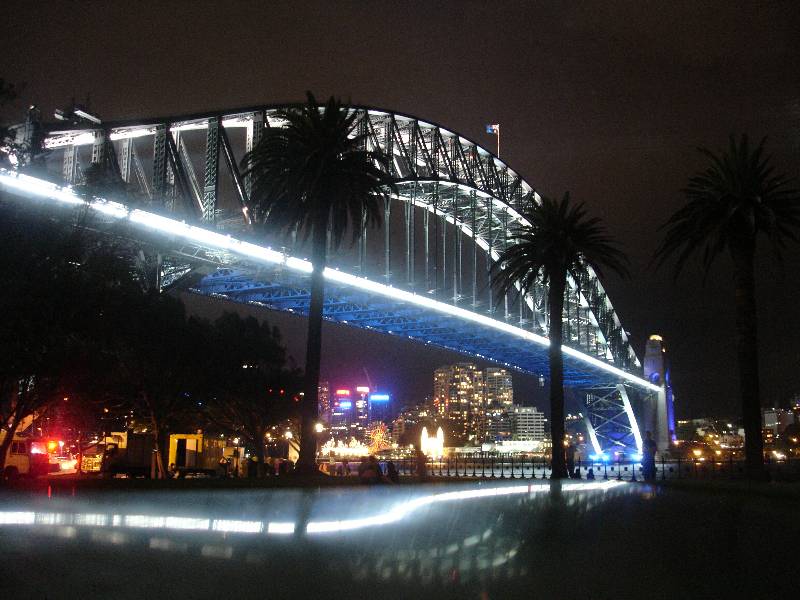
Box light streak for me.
[0,480,626,539]
[0,169,659,392]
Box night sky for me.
[3,2,800,418]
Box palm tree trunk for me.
[296,222,327,474]
[548,274,569,479]
[731,242,765,479]
[0,423,18,473]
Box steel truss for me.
[194,268,619,387]
[583,383,646,455]
[39,104,639,372]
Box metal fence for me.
[319,455,800,481]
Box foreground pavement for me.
[0,479,795,599]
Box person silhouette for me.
[643,431,657,481]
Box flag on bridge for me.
[485,124,500,135]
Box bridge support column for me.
[424,207,430,291]
[471,189,477,306]
[62,145,78,184]
[91,130,106,165]
[152,124,168,203]
[405,185,415,287]
[118,138,133,183]
[384,198,391,279]
[245,111,264,198]
[202,117,220,223]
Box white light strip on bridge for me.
[0,170,660,392]
[619,385,644,452]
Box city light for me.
[369,393,390,401]
[335,389,351,396]
[420,426,445,458]
[356,386,370,394]
[320,438,369,457]
[338,401,352,409]
[0,169,660,394]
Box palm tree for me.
[491,193,628,478]
[655,135,800,478]
[242,93,396,473]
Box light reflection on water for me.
[0,480,627,536]
[0,480,638,597]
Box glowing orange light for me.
[335,389,351,396]
[47,441,58,452]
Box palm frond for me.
[655,134,800,279]
[490,192,628,307]
[241,92,397,252]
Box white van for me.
[3,437,52,479]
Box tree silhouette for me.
[655,135,800,478]
[202,313,301,476]
[491,193,628,478]
[0,203,138,474]
[242,92,395,473]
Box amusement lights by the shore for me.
[0,169,660,393]
[320,438,369,457]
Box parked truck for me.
[94,431,154,478]
[167,433,227,477]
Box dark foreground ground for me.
[0,478,797,599]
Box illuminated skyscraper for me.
[484,368,513,409]
[355,386,370,435]
[433,363,484,444]
[329,389,353,440]
[318,380,330,424]
[368,392,392,424]
[511,406,545,441]
[484,368,514,442]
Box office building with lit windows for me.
[433,363,485,444]
[484,368,514,442]
[511,406,546,441]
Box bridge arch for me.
[39,103,639,373]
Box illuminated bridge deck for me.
[0,169,658,392]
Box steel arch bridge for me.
[1,103,660,454]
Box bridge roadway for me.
[0,168,659,395]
